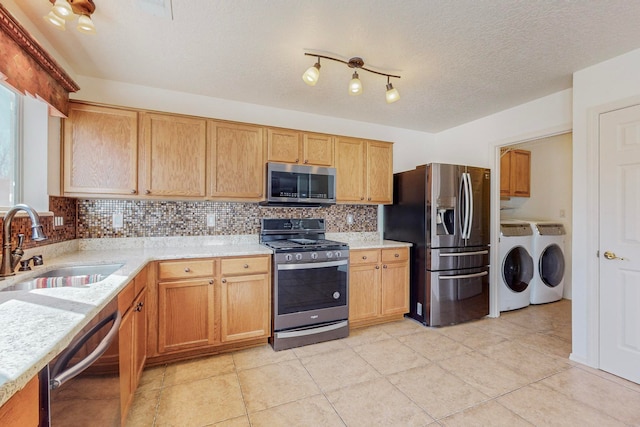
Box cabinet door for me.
[380,261,410,316]
[335,137,366,203]
[267,128,301,164]
[0,376,39,427]
[366,141,393,204]
[119,306,134,423]
[140,112,207,197]
[510,149,531,197]
[64,103,138,195]
[220,273,270,342]
[303,133,334,166]
[349,263,381,321]
[209,121,265,200]
[133,290,147,390]
[157,279,216,353]
[499,150,512,197]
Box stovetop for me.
[262,238,348,252]
[260,218,348,252]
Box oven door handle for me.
[277,259,348,270]
[49,310,122,390]
[440,271,488,280]
[439,250,489,257]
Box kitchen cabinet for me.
[150,255,270,361]
[500,149,530,197]
[219,256,271,342]
[0,376,38,427]
[266,127,334,166]
[63,102,139,196]
[139,112,208,197]
[209,121,265,200]
[118,268,148,424]
[349,247,409,328]
[335,137,393,204]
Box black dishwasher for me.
[39,297,122,426]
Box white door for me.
[599,104,640,384]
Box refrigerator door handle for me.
[465,172,474,240]
[439,250,489,257]
[460,172,471,240]
[440,271,488,280]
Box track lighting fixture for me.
[43,0,97,34]
[302,52,401,103]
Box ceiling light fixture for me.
[302,53,401,103]
[43,0,97,34]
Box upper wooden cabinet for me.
[209,121,265,200]
[500,149,531,197]
[267,128,334,166]
[63,102,139,196]
[139,112,207,197]
[335,137,393,204]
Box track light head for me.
[302,58,321,86]
[349,71,362,95]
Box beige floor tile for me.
[326,377,432,427]
[126,387,160,427]
[575,364,640,393]
[478,340,570,382]
[155,373,245,427]
[541,367,640,425]
[291,337,349,358]
[439,400,534,426]
[353,338,429,375]
[547,324,572,342]
[472,315,533,339]
[300,347,380,392]
[237,359,320,412]
[378,318,428,337]
[232,344,296,371]
[498,382,626,426]
[435,321,507,350]
[398,331,473,361]
[163,353,235,387]
[388,364,489,419]
[214,415,250,426]
[345,325,394,347]
[438,352,529,397]
[249,394,345,427]
[136,364,166,393]
[517,331,572,359]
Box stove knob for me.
[295,253,303,261]
[335,251,342,258]
[333,291,341,299]
[285,254,293,262]
[326,251,333,258]
[311,252,318,260]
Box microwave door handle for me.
[49,310,122,390]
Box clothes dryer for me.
[528,221,566,304]
[499,220,534,311]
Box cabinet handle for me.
[394,253,400,258]
[184,267,191,273]
[368,197,372,201]
[209,279,214,284]
[375,265,380,269]
[360,197,364,200]
[304,159,308,164]
[243,264,249,269]
[362,256,367,260]
[135,302,144,312]
[145,189,151,194]
[295,158,299,163]
[222,278,227,283]
[383,265,387,269]
[130,189,137,194]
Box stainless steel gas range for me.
[260,218,349,351]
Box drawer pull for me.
[222,278,227,283]
[145,189,151,194]
[244,264,249,269]
[394,253,400,258]
[209,279,214,285]
[184,267,191,273]
[375,265,380,269]
[362,256,367,260]
[383,265,387,269]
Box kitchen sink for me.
[1,263,124,291]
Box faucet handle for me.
[18,259,31,271]
[32,255,43,266]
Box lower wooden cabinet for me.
[0,376,39,427]
[349,247,409,328]
[151,255,271,359]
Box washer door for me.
[540,244,565,287]
[502,246,534,292]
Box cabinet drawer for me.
[158,259,214,280]
[350,249,380,265]
[134,267,148,296]
[221,256,269,276]
[118,280,136,313]
[381,247,409,263]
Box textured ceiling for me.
[13,1,640,132]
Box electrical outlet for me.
[54,216,64,227]
[206,213,216,227]
[559,209,566,218]
[112,212,124,228]
[346,214,354,225]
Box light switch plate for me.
[112,212,124,228]
[346,214,354,225]
[206,213,216,227]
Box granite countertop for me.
[0,233,411,407]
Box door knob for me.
[604,251,626,260]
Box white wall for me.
[572,47,640,367]
[72,77,436,174]
[500,133,573,298]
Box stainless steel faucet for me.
[0,204,47,278]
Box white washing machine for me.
[527,221,566,304]
[499,220,534,311]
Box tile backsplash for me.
[77,200,378,238]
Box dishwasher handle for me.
[50,310,122,390]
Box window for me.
[0,83,20,208]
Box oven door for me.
[274,258,348,330]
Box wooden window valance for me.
[0,4,79,116]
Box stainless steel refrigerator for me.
[383,163,491,326]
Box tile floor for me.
[126,300,640,426]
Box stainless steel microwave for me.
[263,162,336,206]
